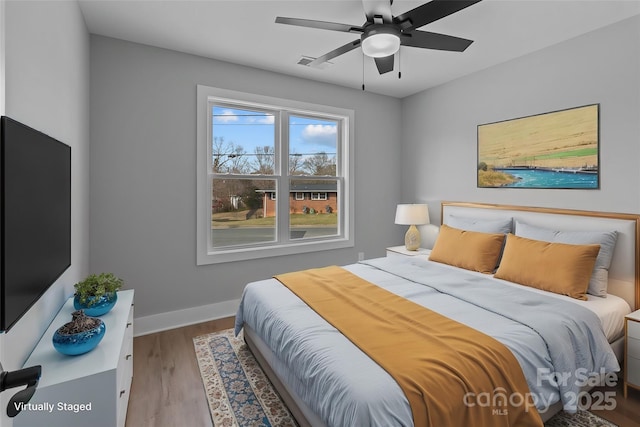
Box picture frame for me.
[477,104,599,189]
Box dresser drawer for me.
[118,336,133,385]
[627,355,640,387]
[628,336,640,359]
[117,306,134,391]
[116,304,134,427]
[116,378,132,427]
[628,319,640,340]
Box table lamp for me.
[395,204,430,251]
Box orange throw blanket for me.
[275,266,543,427]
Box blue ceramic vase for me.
[73,291,118,316]
[52,311,106,356]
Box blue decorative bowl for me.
[53,319,106,356]
[73,292,118,316]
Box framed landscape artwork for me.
[477,104,599,189]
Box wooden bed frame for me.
[244,326,317,427]
[244,202,640,426]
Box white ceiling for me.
[78,0,640,98]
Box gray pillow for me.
[514,220,617,297]
[447,215,513,234]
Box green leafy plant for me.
[74,273,123,306]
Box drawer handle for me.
[120,390,126,397]
[126,354,132,360]
[126,322,132,328]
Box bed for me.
[234,202,639,427]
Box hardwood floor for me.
[126,317,640,427]
[592,383,640,427]
[125,317,234,427]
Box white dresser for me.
[625,309,640,398]
[15,290,134,427]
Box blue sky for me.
[212,106,337,156]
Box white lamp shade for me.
[395,204,430,225]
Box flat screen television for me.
[1,116,71,331]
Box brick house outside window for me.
[258,183,337,217]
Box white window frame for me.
[295,192,304,201]
[311,192,328,201]
[196,85,354,264]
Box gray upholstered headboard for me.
[441,202,640,311]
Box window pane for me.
[212,106,275,174]
[289,115,337,176]
[211,178,276,247]
[289,179,338,240]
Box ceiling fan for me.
[276,0,482,75]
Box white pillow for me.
[514,220,618,297]
[447,215,513,234]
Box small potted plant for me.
[52,310,106,356]
[73,273,123,316]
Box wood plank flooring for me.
[592,383,640,427]
[125,317,234,427]
[126,317,640,427]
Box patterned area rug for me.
[194,328,297,427]
[194,328,618,427]
[545,410,618,427]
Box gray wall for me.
[1,1,90,425]
[89,36,402,319]
[401,15,640,224]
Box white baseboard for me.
[133,298,240,337]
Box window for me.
[197,86,354,264]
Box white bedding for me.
[579,294,631,342]
[410,255,632,342]
[499,282,631,342]
[235,256,622,427]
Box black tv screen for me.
[1,116,71,331]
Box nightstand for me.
[386,246,431,259]
[625,310,640,398]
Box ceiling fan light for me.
[361,25,401,58]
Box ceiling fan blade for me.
[394,0,482,31]
[401,30,473,52]
[275,17,363,33]
[307,40,362,68]
[374,55,394,74]
[361,0,393,23]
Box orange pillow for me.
[429,224,505,274]
[494,234,600,300]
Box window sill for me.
[197,238,354,265]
